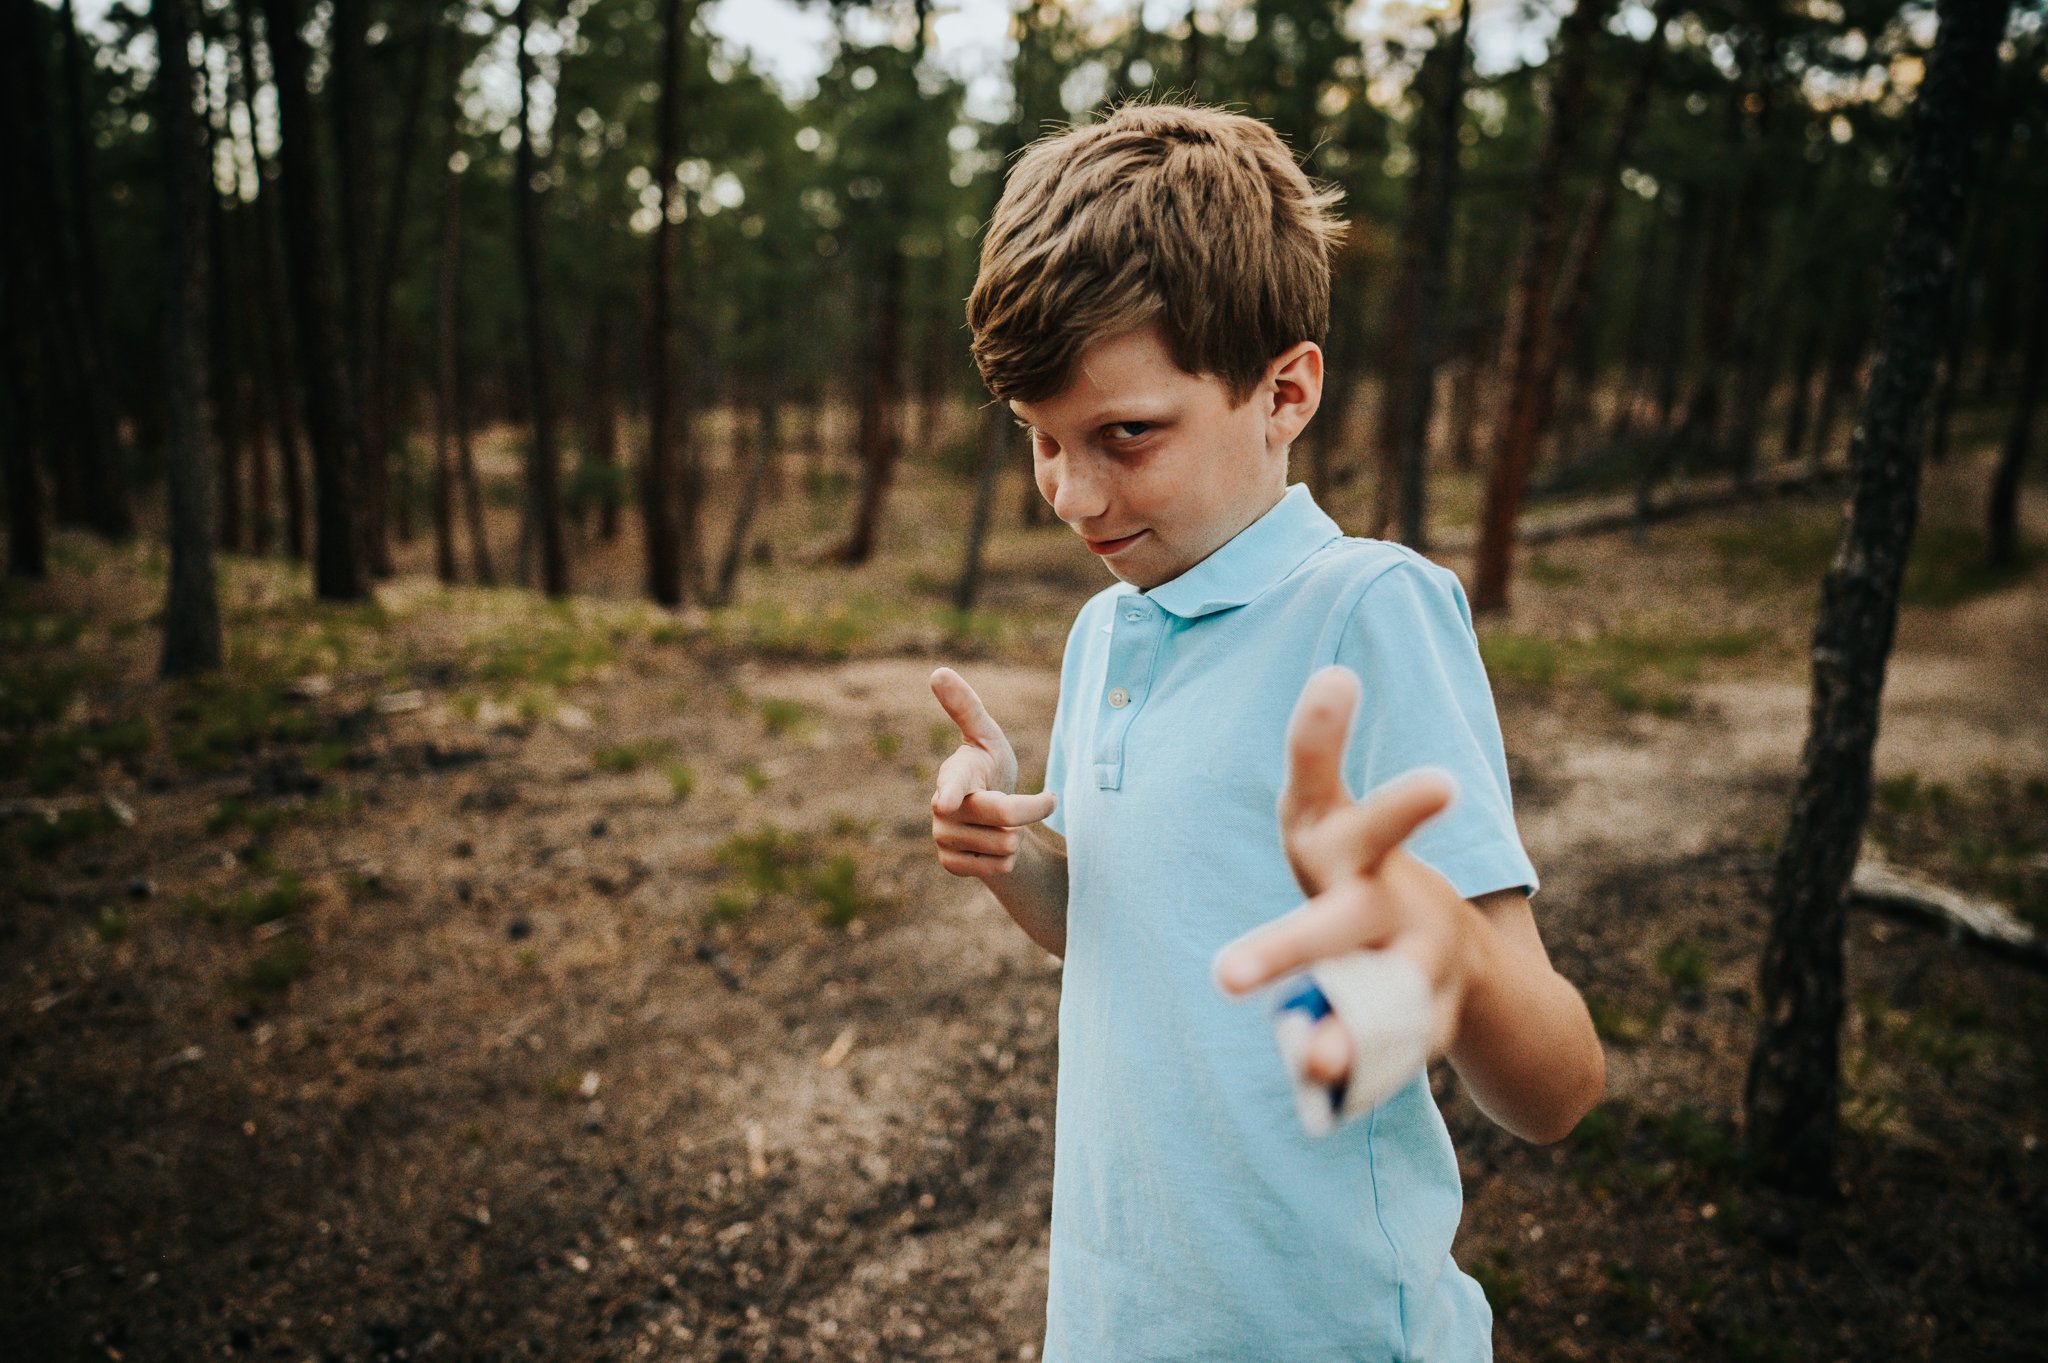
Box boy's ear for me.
[1264,341,1324,455]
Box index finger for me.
[1281,666,1361,822]
[931,667,1007,751]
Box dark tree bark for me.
[206,119,247,553]
[1470,0,1615,613]
[432,88,463,587]
[583,307,622,541]
[838,232,908,564]
[371,14,436,549]
[1,247,48,578]
[58,0,129,529]
[512,0,569,597]
[1986,233,2045,569]
[1744,0,2012,1191]
[455,363,496,588]
[955,402,1013,612]
[259,0,371,600]
[1371,2,1469,547]
[710,399,778,607]
[329,0,389,575]
[155,0,224,677]
[642,0,688,605]
[9,0,132,541]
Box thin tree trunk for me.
[433,95,462,586]
[1,243,48,578]
[156,0,223,677]
[207,125,246,553]
[12,0,131,540]
[371,14,435,547]
[330,0,388,576]
[1470,0,1617,613]
[584,306,622,541]
[710,399,777,606]
[455,360,495,587]
[1744,0,2011,1191]
[642,0,687,605]
[839,248,907,563]
[1372,2,1469,545]
[259,0,370,600]
[1986,235,2045,570]
[233,0,302,559]
[955,401,1013,612]
[512,0,568,597]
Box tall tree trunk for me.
[11,0,131,540]
[155,0,223,677]
[642,0,687,605]
[1744,0,2011,1191]
[371,15,435,548]
[259,0,371,600]
[58,0,130,535]
[330,0,389,575]
[433,95,463,586]
[955,401,1013,612]
[1,245,48,578]
[206,126,247,553]
[1372,1,1469,546]
[1470,0,1615,614]
[512,0,568,597]
[455,361,495,588]
[839,248,907,563]
[710,399,777,606]
[1986,233,2045,570]
[584,306,622,541]
[233,0,303,559]
[1927,122,2004,463]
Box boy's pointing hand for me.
[1213,666,1475,1084]
[930,667,1057,881]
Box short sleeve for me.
[1334,558,1538,900]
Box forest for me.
[3,0,2045,1359]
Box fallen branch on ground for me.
[1849,857,2047,969]
[1432,461,1848,552]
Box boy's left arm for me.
[1215,667,1604,1146]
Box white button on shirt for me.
[1107,687,1130,709]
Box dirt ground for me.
[3,437,2044,1362]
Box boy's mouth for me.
[1085,530,1148,556]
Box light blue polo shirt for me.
[1040,483,1537,1362]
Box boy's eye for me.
[1105,421,1153,441]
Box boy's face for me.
[1011,324,1319,592]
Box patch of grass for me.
[168,679,315,771]
[182,871,311,927]
[1481,621,1767,716]
[593,738,675,774]
[15,804,118,858]
[92,904,130,944]
[238,935,312,997]
[1900,521,2037,608]
[465,626,616,690]
[663,762,696,802]
[1644,1106,1738,1184]
[704,886,755,924]
[205,797,287,839]
[0,658,100,729]
[1711,513,2037,608]
[758,697,810,737]
[869,730,901,760]
[808,854,885,927]
[713,598,891,662]
[1469,1251,1526,1313]
[1653,938,1711,990]
[1,711,148,795]
[1585,992,1662,1044]
[929,722,960,757]
[1521,554,1583,588]
[741,763,770,793]
[715,826,807,894]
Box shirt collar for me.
[1142,483,1343,620]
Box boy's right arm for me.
[929,667,1068,959]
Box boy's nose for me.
[1048,457,1109,526]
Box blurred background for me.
[3,2,2045,1360]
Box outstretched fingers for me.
[1211,885,1396,996]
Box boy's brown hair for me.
[967,102,1345,406]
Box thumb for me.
[1281,666,1361,823]
[961,788,1057,828]
[931,749,992,815]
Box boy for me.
[928,104,1604,1361]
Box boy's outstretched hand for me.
[929,667,1058,881]
[1212,666,1476,1089]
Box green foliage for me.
[714,825,807,895]
[1480,621,1766,714]
[182,871,311,927]
[807,853,884,927]
[1652,939,1711,990]
[663,762,697,802]
[239,936,313,997]
[1469,1251,1527,1313]
[168,680,314,771]
[593,738,674,773]
[92,904,130,945]
[758,697,810,737]
[15,804,118,859]
[1586,992,1663,1044]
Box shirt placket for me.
[1092,596,1167,790]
